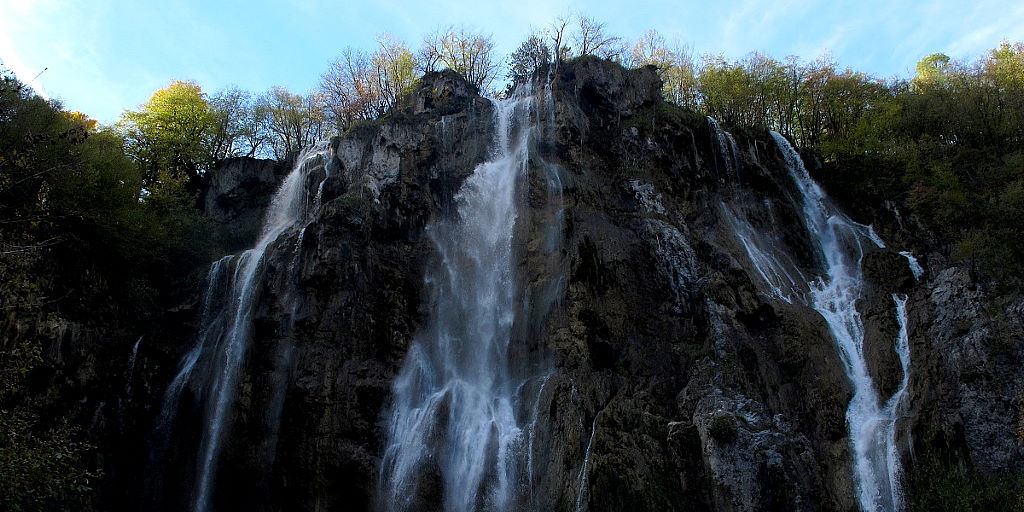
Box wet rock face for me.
[62,60,1021,511]
[528,61,859,511]
[184,71,497,511]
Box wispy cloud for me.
[946,2,1024,60]
[2,0,1023,122]
[0,0,53,97]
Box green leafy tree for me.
[507,34,551,87]
[373,33,419,109]
[914,52,953,89]
[118,80,216,189]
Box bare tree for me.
[319,48,379,131]
[548,16,572,65]
[628,29,675,73]
[319,35,421,133]
[208,86,267,158]
[574,16,625,60]
[420,26,500,91]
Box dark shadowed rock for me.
[202,157,289,252]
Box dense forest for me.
[1,15,1023,510]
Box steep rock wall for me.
[26,59,1019,512]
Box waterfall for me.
[899,251,924,280]
[573,417,598,512]
[883,294,911,511]
[770,131,908,511]
[710,118,806,305]
[154,143,332,512]
[721,203,804,304]
[707,116,740,177]
[379,88,536,512]
[125,336,143,396]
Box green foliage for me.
[507,34,551,88]
[373,33,419,107]
[0,410,99,511]
[1,63,217,512]
[909,453,1024,512]
[914,53,953,88]
[632,37,1024,282]
[118,80,216,187]
[708,415,738,443]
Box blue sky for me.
[2,0,1022,124]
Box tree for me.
[0,71,70,213]
[507,34,551,86]
[547,16,573,64]
[698,55,751,127]
[628,29,675,73]
[118,80,216,188]
[421,26,500,91]
[913,52,954,92]
[373,33,419,109]
[661,45,700,109]
[257,87,327,160]
[574,16,625,60]
[320,47,379,130]
[319,35,421,132]
[208,86,264,159]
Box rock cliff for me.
[21,59,1021,511]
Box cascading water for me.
[770,131,909,511]
[721,203,805,304]
[379,88,537,512]
[899,251,924,280]
[707,116,740,177]
[574,417,598,512]
[125,336,143,396]
[154,143,332,512]
[710,118,806,305]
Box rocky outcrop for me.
[201,157,289,252]
[28,59,1019,512]
[912,265,1024,472]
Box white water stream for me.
[770,131,909,511]
[379,90,536,512]
[155,143,332,512]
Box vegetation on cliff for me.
[0,68,211,510]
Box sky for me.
[2,0,1023,124]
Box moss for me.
[341,118,381,137]
[909,452,1024,512]
[708,415,738,443]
